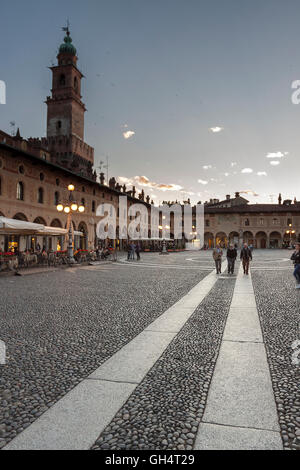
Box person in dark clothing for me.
[212,245,223,274]
[227,244,237,274]
[240,243,252,275]
[130,242,136,260]
[135,243,141,261]
[291,243,300,289]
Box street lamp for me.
[56,184,85,263]
[286,224,296,249]
[159,224,169,255]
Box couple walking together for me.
[213,243,252,275]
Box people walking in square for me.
[227,243,237,274]
[213,244,223,274]
[291,243,300,289]
[240,243,252,275]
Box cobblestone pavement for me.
[92,277,235,450]
[1,250,299,450]
[0,252,212,448]
[251,252,300,450]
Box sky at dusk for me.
[1,0,300,205]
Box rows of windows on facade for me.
[11,166,94,211]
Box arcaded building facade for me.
[203,193,300,249]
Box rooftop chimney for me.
[235,192,240,198]
[109,177,116,189]
[226,194,231,201]
[99,172,105,185]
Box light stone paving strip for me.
[4,269,219,450]
[195,263,283,450]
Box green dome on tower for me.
[59,30,76,56]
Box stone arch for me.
[50,218,62,228]
[13,213,28,221]
[283,230,296,248]
[33,217,46,226]
[269,231,282,249]
[78,221,88,249]
[204,232,214,249]
[228,231,239,246]
[243,231,254,246]
[215,232,228,248]
[255,231,267,249]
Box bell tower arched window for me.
[59,74,66,86]
[74,76,78,92]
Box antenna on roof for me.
[62,19,70,35]
[9,121,16,136]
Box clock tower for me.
[44,28,95,178]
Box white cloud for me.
[181,190,195,196]
[123,130,135,139]
[117,175,184,192]
[257,171,267,176]
[198,179,208,185]
[270,161,280,166]
[210,126,224,133]
[203,165,212,170]
[118,176,132,184]
[240,190,259,197]
[231,162,237,167]
[266,151,288,159]
[241,168,253,174]
[224,172,230,177]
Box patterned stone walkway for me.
[3,260,286,450]
[195,264,282,450]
